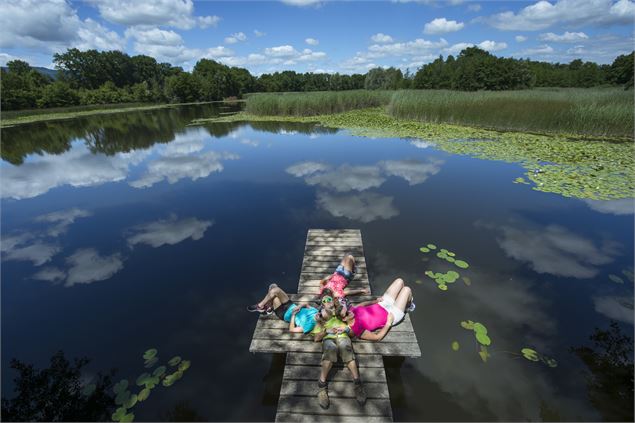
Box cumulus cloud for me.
[515,35,528,42]
[285,161,330,177]
[32,266,66,283]
[380,158,444,185]
[485,0,635,31]
[371,33,394,43]
[0,0,125,52]
[490,221,618,278]
[65,248,124,287]
[129,151,239,189]
[593,296,634,324]
[467,3,481,11]
[539,31,589,42]
[445,40,508,55]
[1,233,36,253]
[368,38,449,56]
[90,0,219,29]
[423,17,465,34]
[254,29,266,37]
[225,32,247,44]
[584,198,634,215]
[305,165,386,192]
[127,215,213,248]
[35,208,93,237]
[317,192,399,223]
[2,242,61,266]
[519,44,555,55]
[305,37,319,45]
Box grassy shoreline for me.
[0,101,242,128]
[191,107,634,200]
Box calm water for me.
[2,104,633,421]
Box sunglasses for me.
[321,296,333,304]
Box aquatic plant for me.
[193,108,634,200]
[461,320,492,362]
[451,341,460,351]
[425,270,460,291]
[521,348,558,367]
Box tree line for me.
[1,47,633,111]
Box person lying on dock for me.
[345,278,415,341]
[313,294,367,410]
[318,254,369,299]
[247,284,318,333]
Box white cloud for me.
[539,31,589,42]
[225,32,247,44]
[380,159,444,185]
[368,38,449,56]
[127,215,213,248]
[593,296,634,324]
[485,0,635,31]
[33,266,66,283]
[445,40,508,55]
[305,165,386,192]
[515,35,528,42]
[129,151,239,189]
[264,45,297,57]
[305,37,319,45]
[317,192,399,223]
[491,221,618,278]
[411,140,436,149]
[519,44,555,55]
[254,29,266,37]
[423,17,465,34]
[125,27,183,46]
[1,233,36,253]
[90,0,219,29]
[371,33,394,43]
[0,0,125,52]
[35,208,92,237]
[467,3,481,11]
[280,0,321,6]
[286,161,330,177]
[65,248,124,287]
[2,242,60,266]
[584,198,634,215]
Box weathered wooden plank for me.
[249,339,421,357]
[253,329,418,343]
[279,380,389,399]
[302,256,366,263]
[284,365,387,383]
[285,352,384,368]
[308,229,360,234]
[304,248,364,256]
[301,261,367,270]
[277,396,392,417]
[276,413,391,422]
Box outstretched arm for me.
[343,287,370,296]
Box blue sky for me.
[1,0,633,74]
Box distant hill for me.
[2,66,58,79]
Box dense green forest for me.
[1,47,633,111]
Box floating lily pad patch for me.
[479,345,490,363]
[521,347,558,367]
[112,407,128,422]
[168,356,182,367]
[137,388,151,402]
[461,320,492,347]
[419,247,430,253]
[426,270,461,291]
[451,341,460,351]
[143,349,157,360]
[514,177,530,184]
[113,379,128,394]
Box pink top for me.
[349,304,388,337]
[319,272,349,298]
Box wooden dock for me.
[250,229,421,422]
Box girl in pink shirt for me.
[319,254,369,298]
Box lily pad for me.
[438,284,448,291]
[113,379,128,394]
[136,373,151,387]
[124,393,138,409]
[436,252,447,259]
[81,383,96,397]
[609,274,624,284]
[454,260,469,269]
[475,332,491,346]
[168,356,182,367]
[419,247,430,253]
[178,360,191,372]
[479,346,490,363]
[542,356,558,368]
[427,244,437,250]
[144,357,159,368]
[425,270,434,277]
[521,348,540,362]
[447,251,456,257]
[137,388,151,402]
[451,341,460,351]
[121,412,135,423]
[152,366,167,378]
[112,407,127,422]
[115,390,131,406]
[460,320,475,330]
[446,257,456,263]
[473,322,488,335]
[142,349,158,360]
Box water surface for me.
[2,104,633,421]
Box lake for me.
[1,103,633,421]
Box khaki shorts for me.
[321,336,355,364]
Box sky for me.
[0,0,633,75]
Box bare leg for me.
[340,254,355,272]
[394,286,413,313]
[257,286,290,309]
[346,360,360,380]
[319,360,333,383]
[383,278,404,300]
